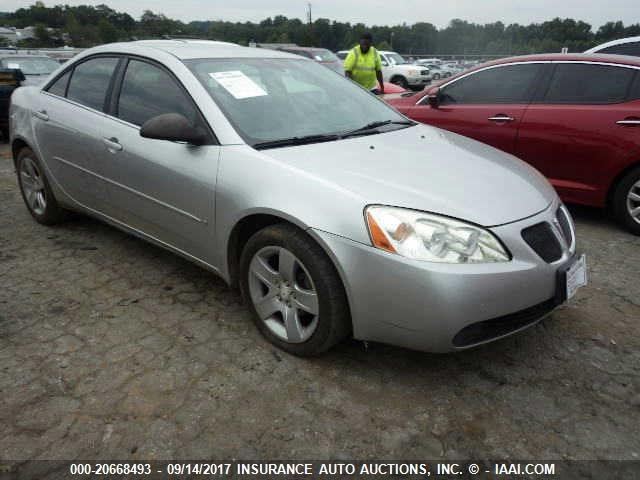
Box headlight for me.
[365,206,510,263]
[407,69,419,76]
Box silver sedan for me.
[9,40,586,355]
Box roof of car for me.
[469,53,640,69]
[86,39,305,61]
[585,36,640,53]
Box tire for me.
[433,73,441,80]
[390,76,409,89]
[612,166,640,235]
[239,223,351,356]
[16,147,67,225]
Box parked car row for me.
[385,53,640,235]
[8,40,587,355]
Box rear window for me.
[543,64,635,104]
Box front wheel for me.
[390,76,409,89]
[612,166,640,235]
[16,147,67,225]
[239,224,351,356]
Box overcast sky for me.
[3,0,640,29]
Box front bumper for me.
[311,200,577,352]
[407,75,432,85]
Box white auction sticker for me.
[209,71,267,99]
[7,63,20,69]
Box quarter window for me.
[543,64,634,104]
[116,59,198,127]
[67,57,119,111]
[47,70,71,97]
[440,64,541,104]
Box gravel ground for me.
[1,141,639,462]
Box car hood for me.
[393,64,424,72]
[264,124,555,227]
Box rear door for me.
[515,62,640,206]
[33,56,121,208]
[407,63,545,155]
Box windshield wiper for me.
[253,133,340,150]
[340,120,415,138]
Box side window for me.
[46,70,71,97]
[67,57,119,111]
[600,42,640,57]
[117,59,198,127]
[544,64,634,104]
[629,73,640,100]
[440,64,541,105]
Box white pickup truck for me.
[336,49,432,90]
[378,51,432,89]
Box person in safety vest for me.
[343,32,385,94]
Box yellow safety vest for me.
[344,45,382,90]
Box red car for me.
[386,53,640,234]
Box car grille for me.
[420,70,429,76]
[521,222,563,263]
[521,206,574,263]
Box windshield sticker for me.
[7,63,20,69]
[209,71,267,99]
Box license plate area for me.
[557,254,587,302]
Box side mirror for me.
[427,88,440,108]
[140,113,207,145]
[381,60,388,67]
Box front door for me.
[95,58,219,263]
[408,63,545,155]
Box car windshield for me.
[387,53,407,65]
[1,56,59,75]
[186,58,409,145]
[310,49,339,62]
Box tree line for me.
[1,2,640,55]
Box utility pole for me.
[307,2,312,24]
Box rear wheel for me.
[16,147,67,225]
[432,73,441,80]
[239,224,351,356]
[612,166,640,235]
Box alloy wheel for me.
[247,246,319,343]
[20,156,47,216]
[627,179,640,225]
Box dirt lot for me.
[1,141,639,461]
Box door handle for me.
[488,114,515,122]
[33,109,49,121]
[616,118,640,126]
[102,137,123,152]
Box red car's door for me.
[407,63,545,155]
[516,63,640,207]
